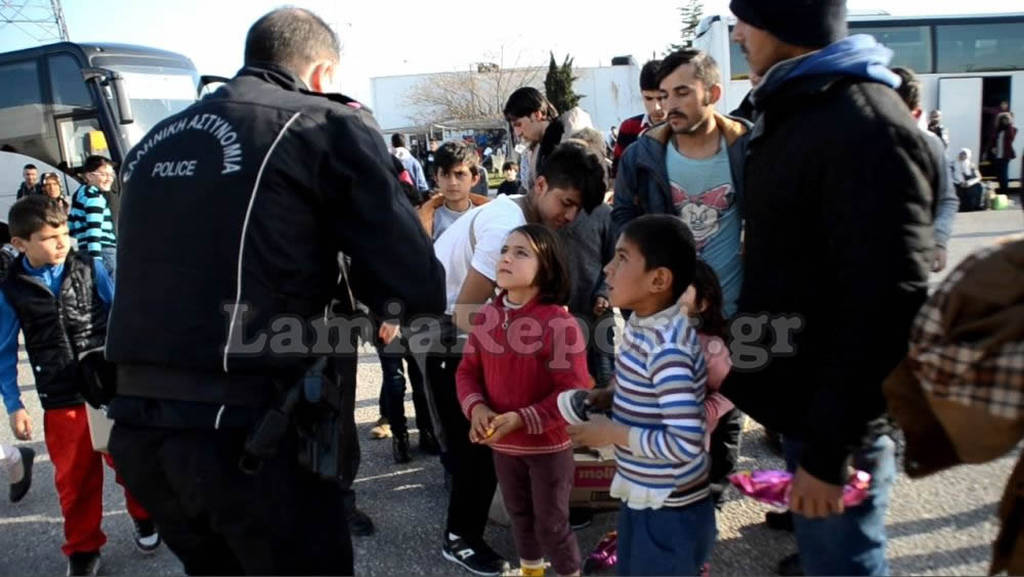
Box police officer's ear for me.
[307,59,338,94]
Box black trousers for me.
[709,408,744,503]
[425,317,497,541]
[109,423,353,576]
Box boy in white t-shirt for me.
[428,142,607,576]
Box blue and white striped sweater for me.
[610,306,710,509]
[68,184,116,258]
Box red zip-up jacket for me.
[456,293,592,455]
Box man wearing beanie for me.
[720,1,940,576]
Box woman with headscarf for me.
[40,172,70,213]
[953,148,985,212]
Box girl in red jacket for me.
[457,223,592,577]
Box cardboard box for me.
[487,446,620,527]
[569,447,619,510]
[85,404,113,454]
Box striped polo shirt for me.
[610,305,710,509]
[68,184,117,258]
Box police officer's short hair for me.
[245,8,340,74]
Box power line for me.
[0,0,69,44]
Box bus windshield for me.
[109,64,198,147]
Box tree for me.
[666,0,704,54]
[402,48,544,125]
[544,52,582,114]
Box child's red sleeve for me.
[516,309,592,435]
[456,330,488,419]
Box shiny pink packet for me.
[728,469,871,508]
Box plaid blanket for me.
[908,240,1024,420]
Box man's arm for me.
[325,111,446,320]
[611,146,641,232]
[801,128,936,486]
[452,268,496,333]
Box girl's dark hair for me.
[507,223,570,305]
[692,259,727,338]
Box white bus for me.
[694,11,1024,180]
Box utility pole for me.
[0,0,70,44]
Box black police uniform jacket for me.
[720,70,939,486]
[0,252,107,410]
[106,64,446,409]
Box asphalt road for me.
[0,206,1021,576]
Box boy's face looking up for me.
[436,162,478,204]
[504,166,518,182]
[13,224,71,268]
[603,235,674,315]
[532,176,581,230]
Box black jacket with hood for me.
[720,36,939,485]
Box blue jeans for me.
[783,435,896,576]
[101,246,117,277]
[616,498,716,576]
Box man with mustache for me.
[611,49,751,506]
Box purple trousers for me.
[493,449,580,575]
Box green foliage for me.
[666,0,704,54]
[544,52,582,114]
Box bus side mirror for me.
[109,72,134,125]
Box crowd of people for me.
[0,2,1021,577]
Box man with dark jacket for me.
[722,1,939,575]
[104,8,445,575]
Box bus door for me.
[938,77,983,164]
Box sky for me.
[1,0,1020,104]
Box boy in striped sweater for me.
[569,214,713,576]
[69,156,118,276]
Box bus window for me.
[936,22,1024,73]
[48,54,93,110]
[852,25,933,73]
[56,116,106,169]
[729,32,751,80]
[0,60,45,138]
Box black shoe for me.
[393,432,412,464]
[133,518,161,553]
[776,552,803,576]
[347,507,375,537]
[569,507,593,530]
[441,535,509,576]
[765,510,794,532]
[66,551,101,576]
[419,429,441,455]
[9,446,33,503]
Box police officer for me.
[104,8,445,575]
